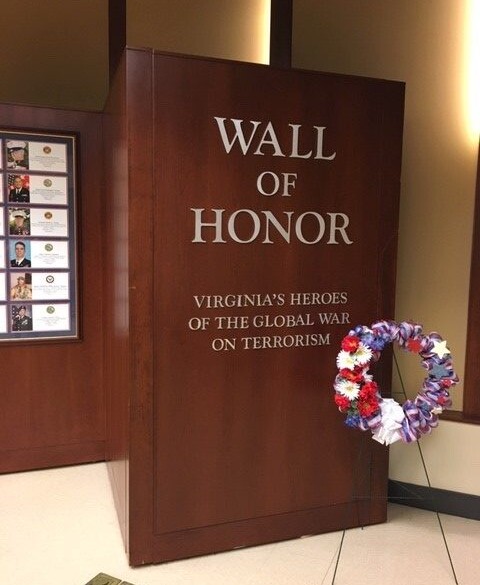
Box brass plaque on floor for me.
[84,574,135,585]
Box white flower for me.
[335,379,360,400]
[336,350,356,370]
[352,342,373,366]
[372,399,405,445]
[360,367,373,382]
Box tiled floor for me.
[0,462,478,585]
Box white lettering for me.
[228,209,261,243]
[192,209,353,245]
[257,171,280,196]
[317,312,350,325]
[327,213,353,244]
[188,317,210,330]
[253,122,285,156]
[314,126,336,160]
[212,338,237,351]
[191,208,226,243]
[214,118,336,161]
[262,211,293,244]
[214,117,261,154]
[281,173,297,196]
[289,124,313,159]
[241,333,330,350]
[295,212,326,244]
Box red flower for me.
[358,397,380,417]
[341,335,360,352]
[334,394,351,411]
[340,368,363,383]
[406,339,422,353]
[359,381,378,399]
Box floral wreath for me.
[333,320,459,445]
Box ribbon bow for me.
[372,398,405,445]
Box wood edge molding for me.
[462,139,480,421]
[440,410,480,425]
[270,0,293,68]
[0,441,105,474]
[108,0,127,83]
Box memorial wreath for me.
[333,320,459,444]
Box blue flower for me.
[361,333,386,351]
[370,337,386,351]
[345,414,360,428]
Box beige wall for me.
[293,0,477,412]
[0,0,109,111]
[389,420,480,493]
[292,0,480,494]
[127,0,270,64]
[0,0,267,109]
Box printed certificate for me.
[30,240,69,268]
[0,273,6,301]
[32,303,70,331]
[0,211,3,236]
[0,305,6,333]
[31,272,69,300]
[28,141,67,173]
[30,175,67,205]
[30,208,68,237]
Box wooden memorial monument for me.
[103,48,404,565]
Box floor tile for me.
[0,463,478,585]
[332,505,466,585]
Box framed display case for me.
[0,130,78,341]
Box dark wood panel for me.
[125,48,156,564]
[146,53,403,562]
[103,52,130,550]
[153,54,400,530]
[108,0,126,82]
[270,0,293,68]
[0,441,104,474]
[0,104,105,473]
[463,140,480,420]
[150,496,386,563]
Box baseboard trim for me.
[388,480,480,520]
[0,440,105,474]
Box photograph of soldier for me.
[12,305,33,331]
[9,208,30,236]
[6,140,29,170]
[10,273,32,300]
[10,240,31,267]
[8,174,30,203]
